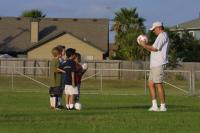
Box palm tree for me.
[21,9,46,18]
[111,8,148,60]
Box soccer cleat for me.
[55,107,62,111]
[50,106,55,110]
[69,107,75,111]
[159,106,167,112]
[148,106,159,112]
[57,105,64,109]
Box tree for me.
[111,8,148,60]
[21,9,46,18]
[169,30,200,62]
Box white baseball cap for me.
[150,21,163,31]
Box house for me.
[170,17,200,39]
[0,17,109,60]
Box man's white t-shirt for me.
[150,32,169,68]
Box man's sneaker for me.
[160,106,167,112]
[148,106,159,112]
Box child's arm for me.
[56,60,65,73]
[52,67,65,73]
[57,68,65,73]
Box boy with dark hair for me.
[74,53,87,104]
[60,48,78,110]
[49,47,65,109]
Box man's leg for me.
[156,83,165,104]
[148,80,156,100]
[148,80,159,111]
[156,83,167,111]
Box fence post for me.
[189,70,195,96]
[192,70,196,95]
[189,71,192,95]
[144,60,148,95]
[34,60,37,77]
[100,68,103,94]
[118,61,121,80]
[95,62,97,79]
[47,60,50,77]
[144,70,147,95]
[23,60,26,75]
[11,64,14,90]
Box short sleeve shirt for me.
[60,59,76,85]
[150,32,169,68]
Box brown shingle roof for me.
[26,30,105,52]
[0,17,109,54]
[171,18,200,30]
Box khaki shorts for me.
[64,85,78,95]
[149,65,166,83]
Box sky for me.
[0,0,200,42]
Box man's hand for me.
[138,39,146,47]
[140,41,146,47]
[138,40,158,52]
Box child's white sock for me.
[66,104,69,109]
[69,104,74,109]
[50,97,56,108]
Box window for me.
[189,31,195,37]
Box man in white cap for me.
[138,21,169,111]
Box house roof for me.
[26,31,105,52]
[171,18,200,30]
[0,17,109,54]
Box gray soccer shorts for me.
[149,65,166,83]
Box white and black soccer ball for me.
[137,35,148,44]
[82,63,88,70]
[75,103,82,110]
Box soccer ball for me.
[82,63,88,70]
[137,35,148,44]
[75,103,82,110]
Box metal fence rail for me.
[0,65,198,96]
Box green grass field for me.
[0,76,200,133]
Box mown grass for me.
[0,91,200,133]
[0,75,200,133]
